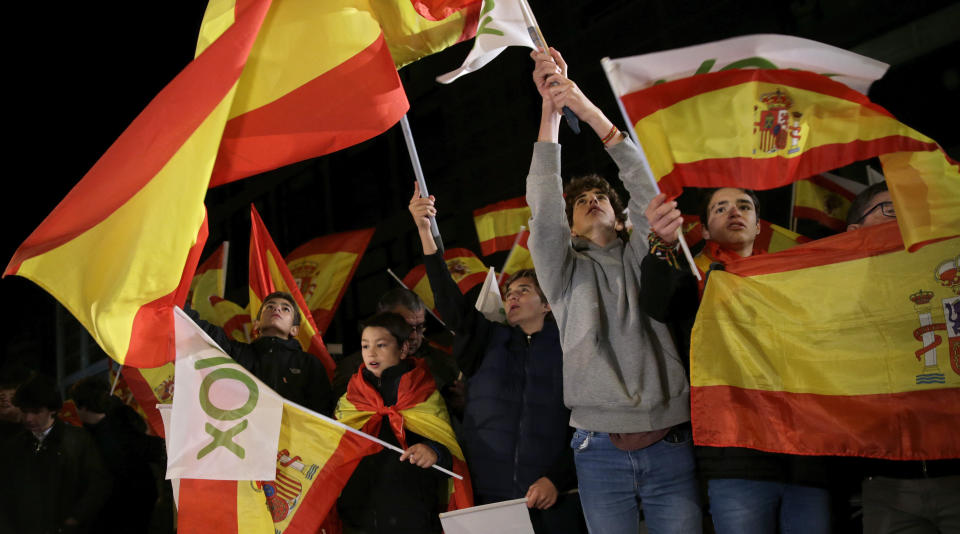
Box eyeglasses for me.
[855,201,896,223]
[410,323,426,334]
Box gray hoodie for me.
[525,140,690,433]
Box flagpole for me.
[400,115,445,255]
[498,226,527,286]
[789,182,798,232]
[599,57,701,281]
[109,361,122,396]
[385,268,450,331]
[516,0,580,134]
[281,398,462,480]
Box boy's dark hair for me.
[846,181,888,225]
[563,175,629,242]
[13,375,62,412]
[698,188,761,226]
[376,288,424,314]
[258,291,301,326]
[360,312,413,349]
[504,269,547,303]
[0,364,34,391]
[70,377,111,413]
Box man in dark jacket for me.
[188,291,334,416]
[70,377,166,534]
[0,375,111,534]
[409,184,584,534]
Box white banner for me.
[437,0,535,83]
[440,498,534,534]
[166,307,283,480]
[603,34,888,96]
[475,267,506,323]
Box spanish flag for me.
[203,0,410,187]
[501,228,534,278]
[189,241,230,319]
[615,68,958,249]
[473,196,531,256]
[178,401,371,533]
[403,248,488,315]
[249,205,336,379]
[792,173,866,232]
[121,364,176,437]
[373,0,481,68]
[3,0,272,368]
[286,228,376,334]
[691,222,960,460]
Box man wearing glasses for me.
[846,181,960,534]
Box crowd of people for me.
[1,48,957,534]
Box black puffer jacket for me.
[0,420,112,534]
[187,309,334,416]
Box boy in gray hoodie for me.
[525,48,701,534]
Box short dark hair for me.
[504,269,547,303]
[376,288,424,314]
[258,291,301,326]
[563,175,629,242]
[698,188,761,226]
[70,377,111,413]
[13,376,62,412]
[359,312,413,349]
[846,182,888,225]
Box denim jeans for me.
[707,478,830,534]
[571,429,702,534]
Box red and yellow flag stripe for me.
[402,248,488,314]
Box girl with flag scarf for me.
[336,312,472,534]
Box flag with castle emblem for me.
[690,223,960,460]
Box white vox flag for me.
[440,498,534,534]
[166,307,283,480]
[437,0,536,84]
[602,34,889,97]
[475,266,506,323]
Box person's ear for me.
[702,227,711,240]
[251,319,261,337]
[846,223,861,232]
[399,340,411,359]
[288,325,300,339]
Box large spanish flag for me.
[286,228,376,334]
[690,222,960,460]
[473,196,531,256]
[613,67,958,249]
[202,0,410,187]
[249,205,336,379]
[402,248,488,315]
[3,0,272,367]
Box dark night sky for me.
[3,1,958,377]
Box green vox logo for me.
[477,0,504,37]
[194,356,259,460]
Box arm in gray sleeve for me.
[606,139,660,266]
[525,142,575,303]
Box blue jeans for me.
[571,429,702,534]
[707,478,830,534]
